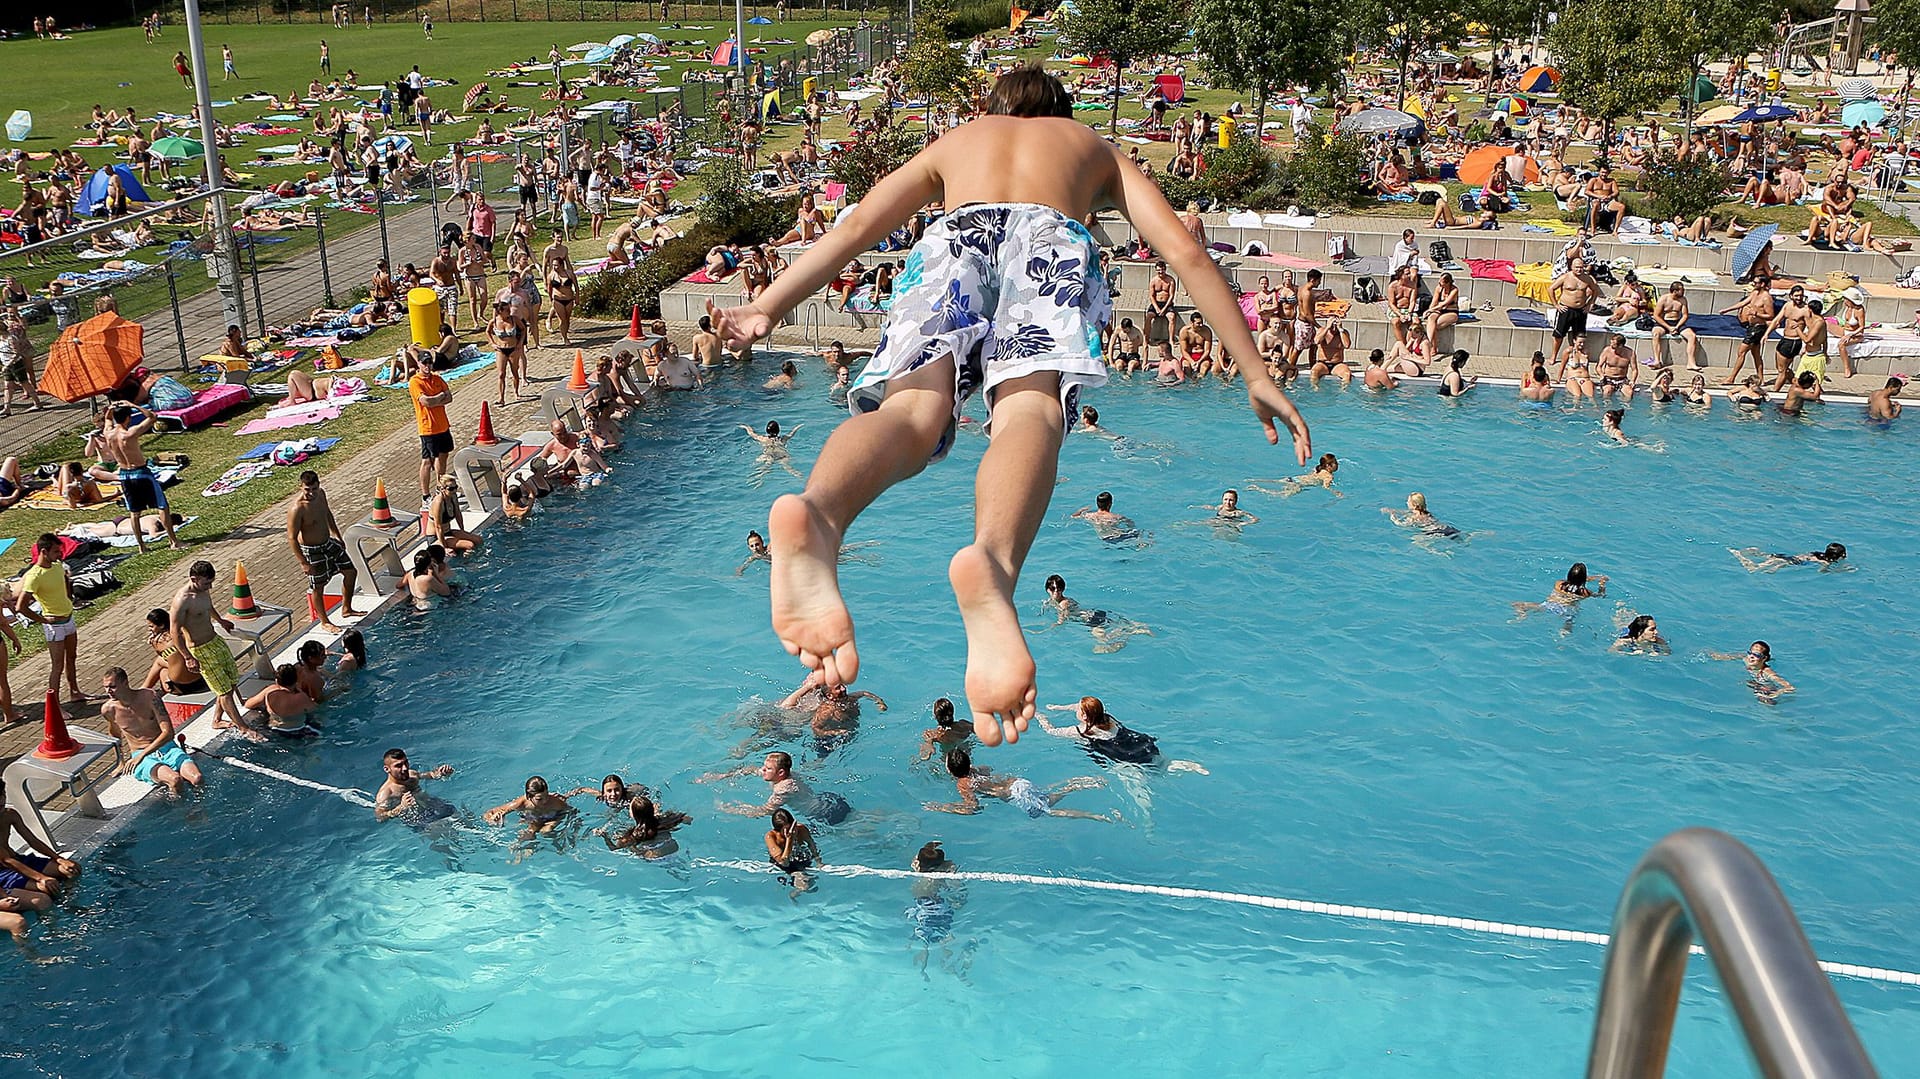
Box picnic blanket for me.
[1507,308,1552,329]
[237,397,356,436]
[238,436,342,462]
[1465,258,1517,283]
[201,461,275,497]
[20,482,123,511]
[1338,255,1391,277]
[1514,262,1555,304]
[1616,313,1760,340]
[1846,327,1920,359]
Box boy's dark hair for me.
[986,66,1073,119]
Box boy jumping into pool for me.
[708,67,1311,746]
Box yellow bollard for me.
[1218,114,1236,149]
[407,286,441,348]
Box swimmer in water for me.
[564,773,651,813]
[1436,350,1476,397]
[372,748,455,827]
[1512,562,1606,632]
[1680,373,1713,409]
[1729,543,1848,572]
[701,751,852,826]
[483,775,578,859]
[1707,640,1796,703]
[1603,408,1629,446]
[737,528,881,574]
[917,696,973,762]
[1038,696,1206,772]
[1610,611,1670,655]
[1520,359,1555,403]
[597,797,692,860]
[1382,491,1461,547]
[780,669,887,758]
[1077,405,1114,438]
[1194,488,1258,523]
[1039,573,1153,653]
[766,807,822,896]
[1070,491,1149,546]
[741,420,803,485]
[1251,453,1340,498]
[906,841,973,980]
[1866,377,1903,422]
[927,747,1112,821]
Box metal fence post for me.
[314,208,336,307]
[245,222,265,330]
[376,187,392,268]
[165,261,191,372]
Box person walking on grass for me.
[706,67,1310,745]
[222,44,237,81]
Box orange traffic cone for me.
[566,349,590,393]
[229,560,260,618]
[628,305,644,338]
[34,691,79,760]
[474,400,501,446]
[371,477,396,526]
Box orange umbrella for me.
[39,311,143,403]
[1459,145,1538,187]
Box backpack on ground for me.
[1353,276,1381,303]
[1429,240,1453,264]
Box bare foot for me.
[948,544,1036,746]
[768,493,858,686]
[318,620,341,634]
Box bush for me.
[832,126,923,201]
[1638,148,1733,222]
[696,154,766,233]
[1203,133,1277,206]
[1155,173,1209,210]
[576,188,797,321]
[1274,124,1371,211]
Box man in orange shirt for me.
[409,354,454,501]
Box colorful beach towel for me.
[201,461,275,497]
[237,436,342,462]
[20,482,123,511]
[65,516,200,549]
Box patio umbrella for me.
[463,82,489,112]
[1838,77,1877,101]
[1842,100,1886,128]
[1517,65,1559,93]
[1336,108,1422,137]
[39,312,144,403]
[1459,144,1538,186]
[1696,103,1745,126]
[1733,103,1796,123]
[1732,223,1780,283]
[806,29,835,46]
[1494,95,1530,115]
[567,41,604,51]
[5,110,30,142]
[584,45,617,64]
[150,135,204,161]
[608,33,636,47]
[635,33,660,43]
[372,133,413,156]
[1684,75,1717,104]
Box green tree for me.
[1343,0,1471,109]
[1055,0,1188,134]
[1548,0,1684,165]
[1872,0,1920,114]
[1191,0,1344,136]
[1661,0,1774,140]
[898,0,978,108]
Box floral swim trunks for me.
[852,202,1113,460]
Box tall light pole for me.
[735,0,748,116]
[182,0,246,335]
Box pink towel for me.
[1237,292,1260,330]
[823,182,847,203]
[1466,258,1517,283]
[1254,253,1327,270]
[239,407,341,436]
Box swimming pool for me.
[10,368,1920,1077]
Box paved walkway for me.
[0,198,443,454]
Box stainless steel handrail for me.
[1586,827,1878,1079]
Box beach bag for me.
[1825,269,1860,292]
[1429,240,1453,264]
[69,565,122,603]
[318,344,346,370]
[1353,276,1381,304]
[147,376,194,412]
[1635,314,1655,331]
[1326,234,1352,260]
[1896,266,1920,289]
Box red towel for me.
[1465,258,1517,283]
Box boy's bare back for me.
[915,116,1119,220]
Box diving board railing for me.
[1586,828,1877,1079]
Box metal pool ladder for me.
[1587,827,1878,1079]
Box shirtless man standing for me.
[100,666,202,796]
[373,747,456,825]
[100,405,183,552]
[1868,377,1904,421]
[691,314,724,367]
[429,243,460,319]
[1722,277,1776,384]
[1766,285,1815,391]
[1549,258,1598,367]
[1651,282,1702,371]
[1291,269,1320,368]
[1595,335,1638,401]
[1178,312,1216,378]
[1146,262,1178,368]
[168,561,257,738]
[286,469,360,631]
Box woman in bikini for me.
[1424,272,1461,342]
[486,298,527,405]
[1558,335,1595,401]
[545,264,576,346]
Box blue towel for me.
[1507,308,1551,329]
[0,538,13,558]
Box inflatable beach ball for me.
[5,110,31,143]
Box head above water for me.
[1044,573,1066,595]
[985,66,1072,119]
[932,697,959,727]
[945,747,973,778]
[1095,491,1113,511]
[765,420,780,436]
[1625,615,1656,639]
[1565,562,1590,588]
[1819,542,1847,562]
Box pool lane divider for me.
[187,738,376,808]
[694,859,1920,988]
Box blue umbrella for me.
[608,33,636,47]
[584,45,616,64]
[1733,223,1779,282]
[635,32,660,43]
[1841,100,1886,128]
[1733,103,1796,123]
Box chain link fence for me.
[195,0,897,24]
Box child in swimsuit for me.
[706,67,1310,746]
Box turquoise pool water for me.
[8,368,1920,1077]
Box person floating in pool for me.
[781,670,888,758]
[1251,453,1340,498]
[927,748,1112,821]
[1039,573,1153,654]
[1192,489,1259,529]
[1610,610,1670,655]
[766,807,823,896]
[1038,697,1207,773]
[1381,492,1462,550]
[565,774,652,816]
[1729,543,1848,573]
[906,841,973,980]
[484,775,579,861]
[705,66,1309,746]
[1512,562,1607,633]
[916,697,973,764]
[1707,640,1796,704]
[1071,491,1150,547]
[702,751,852,826]
[737,529,882,576]
[373,748,456,828]
[597,797,691,861]
[741,420,803,485]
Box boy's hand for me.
[706,300,772,350]
[1248,381,1312,465]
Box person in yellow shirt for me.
[408,352,454,501]
[13,533,86,707]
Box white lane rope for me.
[695,859,1920,988]
[188,743,376,808]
